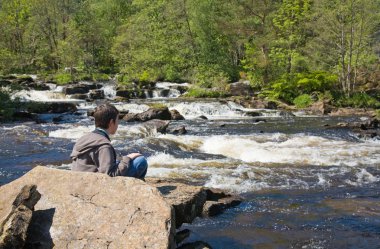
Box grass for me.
[183,87,228,98]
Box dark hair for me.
[93,103,119,129]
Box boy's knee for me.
[134,156,148,167]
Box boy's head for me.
[94,103,119,134]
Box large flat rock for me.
[146,179,207,228]
[0,167,175,249]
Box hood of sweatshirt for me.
[70,132,111,159]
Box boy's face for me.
[108,115,119,135]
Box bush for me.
[0,89,16,121]
[334,93,380,109]
[193,64,230,90]
[92,73,110,82]
[293,94,313,108]
[262,71,338,103]
[183,87,228,98]
[54,73,73,85]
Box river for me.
[1,82,379,248]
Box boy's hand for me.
[127,153,142,160]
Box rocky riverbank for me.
[0,167,241,249]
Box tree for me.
[272,0,312,74]
[311,0,380,95]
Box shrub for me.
[262,71,338,103]
[184,87,228,98]
[0,89,16,121]
[193,64,230,90]
[54,73,73,85]
[335,93,380,109]
[92,73,110,82]
[293,94,313,108]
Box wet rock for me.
[118,110,129,119]
[330,108,376,117]
[0,185,41,249]
[142,119,170,133]
[202,189,242,217]
[171,126,187,135]
[0,167,175,249]
[122,113,140,122]
[69,93,88,100]
[52,115,64,123]
[175,229,190,244]
[279,110,295,118]
[113,96,129,102]
[245,111,262,117]
[229,82,254,96]
[146,179,207,228]
[175,85,189,94]
[12,111,37,121]
[45,102,77,113]
[116,89,134,98]
[89,89,105,100]
[63,84,90,95]
[196,115,208,120]
[329,118,379,140]
[139,107,173,121]
[177,241,213,249]
[14,76,34,84]
[308,101,333,115]
[86,83,103,90]
[26,82,50,91]
[0,80,12,87]
[123,107,173,122]
[171,109,185,120]
[266,101,278,109]
[254,118,267,123]
[116,88,145,99]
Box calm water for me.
[1,97,379,248]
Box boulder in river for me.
[123,107,175,122]
[89,89,105,100]
[0,167,175,249]
[308,100,334,115]
[228,82,254,96]
[63,84,90,95]
[170,109,185,120]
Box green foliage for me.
[375,110,380,119]
[184,87,228,98]
[54,73,73,85]
[193,65,230,91]
[334,93,380,109]
[0,89,17,121]
[262,71,338,103]
[293,94,313,108]
[92,73,110,82]
[0,0,378,100]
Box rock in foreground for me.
[0,167,175,249]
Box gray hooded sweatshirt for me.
[70,130,131,176]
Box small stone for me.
[177,241,213,249]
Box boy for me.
[70,103,148,179]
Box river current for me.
[1,83,379,248]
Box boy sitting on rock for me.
[70,103,148,179]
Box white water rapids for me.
[49,123,380,193]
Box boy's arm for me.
[96,146,131,176]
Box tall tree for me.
[311,0,380,95]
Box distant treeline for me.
[0,0,379,99]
